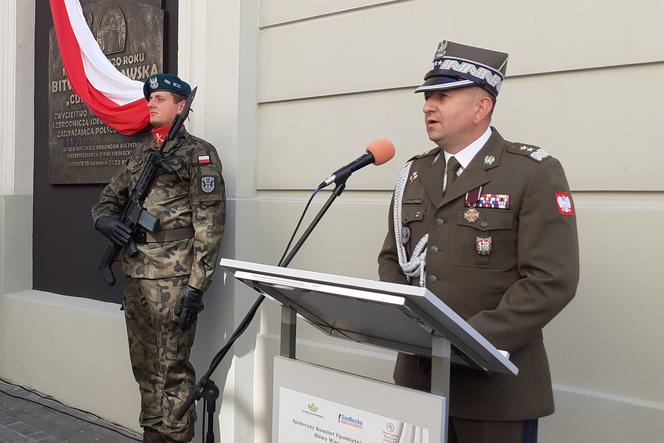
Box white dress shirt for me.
[442,126,492,192]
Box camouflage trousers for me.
[123,276,197,442]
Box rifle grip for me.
[126,240,138,257]
[101,266,116,286]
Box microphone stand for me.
[177,182,347,442]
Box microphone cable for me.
[278,187,320,266]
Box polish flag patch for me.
[555,192,574,216]
[198,155,211,165]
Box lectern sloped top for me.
[220,258,517,376]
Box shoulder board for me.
[505,143,553,163]
[409,146,441,161]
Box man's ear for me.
[177,99,186,114]
[475,94,494,123]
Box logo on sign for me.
[338,413,363,429]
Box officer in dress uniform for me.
[92,74,225,443]
[378,41,579,442]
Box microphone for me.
[318,139,395,189]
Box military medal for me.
[464,208,480,223]
[464,186,483,207]
[475,236,492,256]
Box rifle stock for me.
[99,242,120,286]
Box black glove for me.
[95,216,132,246]
[175,285,204,331]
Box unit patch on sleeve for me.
[555,192,574,216]
[201,176,215,193]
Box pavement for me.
[0,379,141,443]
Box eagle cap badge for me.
[149,76,159,89]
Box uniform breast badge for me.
[408,171,419,184]
[475,236,492,256]
[464,208,480,223]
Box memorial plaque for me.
[48,0,164,184]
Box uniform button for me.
[480,220,488,228]
[428,275,437,283]
[435,218,444,226]
[430,245,439,253]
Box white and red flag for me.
[49,0,149,135]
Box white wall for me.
[0,291,140,428]
[250,1,664,442]
[0,0,35,196]
[0,0,35,293]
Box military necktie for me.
[444,156,461,194]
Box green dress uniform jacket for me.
[378,128,579,421]
[92,128,225,291]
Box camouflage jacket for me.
[91,129,225,291]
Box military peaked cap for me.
[143,73,192,100]
[415,40,509,97]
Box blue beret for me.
[143,74,192,100]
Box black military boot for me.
[143,428,164,443]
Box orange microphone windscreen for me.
[366,139,395,166]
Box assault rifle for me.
[99,87,198,286]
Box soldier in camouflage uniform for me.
[91,74,225,443]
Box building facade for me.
[1,1,664,441]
